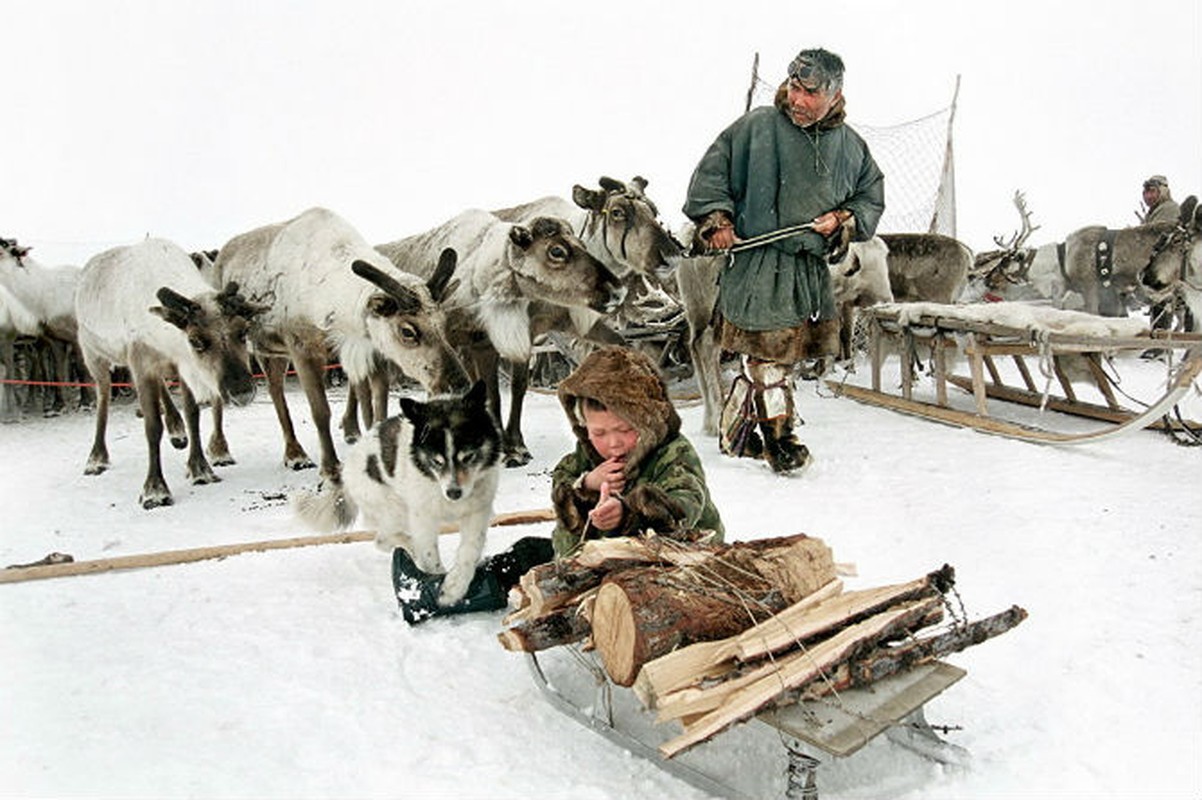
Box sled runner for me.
[826,302,1202,445]
[527,645,968,799]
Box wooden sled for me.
[527,644,968,799]
[826,302,1202,445]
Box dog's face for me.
[399,381,500,501]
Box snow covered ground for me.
[2,352,1201,799]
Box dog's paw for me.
[437,568,471,606]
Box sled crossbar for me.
[826,303,1202,445]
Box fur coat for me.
[549,347,724,556]
[682,81,885,363]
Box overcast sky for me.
[8,0,1201,267]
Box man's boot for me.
[748,359,811,474]
[391,536,554,624]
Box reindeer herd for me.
[3,181,1199,509]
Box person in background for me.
[1137,175,1180,225]
[1137,175,1183,356]
[683,47,885,474]
[550,346,724,557]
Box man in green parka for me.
[684,47,885,473]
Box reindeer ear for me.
[598,176,625,194]
[465,379,488,409]
[630,176,648,194]
[1180,195,1198,226]
[428,248,458,303]
[572,184,606,212]
[509,224,534,250]
[151,287,202,329]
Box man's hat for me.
[1144,175,1169,188]
[788,48,844,91]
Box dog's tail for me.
[293,479,358,532]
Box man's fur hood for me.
[556,346,680,474]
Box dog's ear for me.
[399,395,425,426]
[465,380,488,409]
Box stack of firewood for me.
[498,533,1027,757]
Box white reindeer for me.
[210,207,469,483]
[0,238,88,419]
[377,209,626,465]
[75,238,266,508]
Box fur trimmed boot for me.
[760,416,811,474]
[391,536,554,624]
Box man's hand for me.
[812,210,847,236]
[708,226,738,251]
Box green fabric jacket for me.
[550,432,725,556]
[683,102,885,331]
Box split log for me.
[634,568,952,708]
[591,534,836,686]
[659,596,942,758]
[791,604,1029,702]
[497,596,595,652]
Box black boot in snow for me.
[760,417,812,475]
[391,537,555,625]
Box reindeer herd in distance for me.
[2,178,1199,508]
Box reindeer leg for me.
[341,381,363,444]
[135,368,173,508]
[160,380,188,450]
[503,358,533,467]
[84,357,112,475]
[265,356,314,470]
[371,369,390,427]
[294,353,340,484]
[181,382,219,485]
[206,399,235,466]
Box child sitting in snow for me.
[393,346,724,623]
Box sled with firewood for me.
[826,301,1202,446]
[497,532,1027,799]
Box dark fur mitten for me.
[552,480,596,541]
[622,484,685,535]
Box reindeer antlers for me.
[992,190,1040,251]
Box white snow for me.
[2,356,1201,799]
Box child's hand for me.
[583,457,626,495]
[588,481,624,532]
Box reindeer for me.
[963,192,1085,309]
[1140,195,1202,332]
[0,238,89,419]
[377,209,625,465]
[75,238,265,508]
[345,177,678,464]
[1060,218,1180,318]
[209,207,469,483]
[483,176,682,465]
[878,232,972,304]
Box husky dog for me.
[295,380,502,606]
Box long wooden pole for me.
[0,508,556,585]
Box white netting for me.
[748,74,958,237]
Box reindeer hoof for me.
[285,456,316,471]
[169,435,188,450]
[209,453,236,467]
[503,447,532,468]
[140,492,174,509]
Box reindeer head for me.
[149,283,261,407]
[1,237,31,268]
[1140,195,1201,296]
[351,252,470,395]
[507,217,626,314]
[572,176,682,279]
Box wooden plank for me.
[757,660,966,758]
[0,508,556,584]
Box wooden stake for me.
[0,508,556,585]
